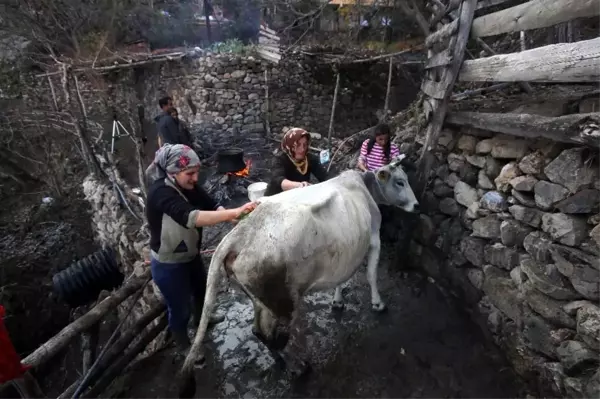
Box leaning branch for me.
[22,270,151,368]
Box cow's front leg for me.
[367,234,386,312]
[331,286,344,310]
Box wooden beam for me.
[419,0,477,164]
[22,270,151,368]
[476,0,511,10]
[459,37,600,83]
[472,0,600,38]
[446,111,600,147]
[425,48,453,69]
[425,19,458,48]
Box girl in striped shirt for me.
[357,123,401,171]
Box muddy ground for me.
[116,242,528,398]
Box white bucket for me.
[247,182,268,201]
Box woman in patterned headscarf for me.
[264,127,329,196]
[145,144,256,353]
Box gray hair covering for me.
[145,144,201,185]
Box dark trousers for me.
[150,256,207,334]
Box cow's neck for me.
[361,171,389,205]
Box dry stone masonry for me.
[405,130,600,398]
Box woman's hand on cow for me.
[233,201,258,220]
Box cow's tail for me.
[178,240,233,397]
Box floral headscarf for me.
[145,143,201,185]
[281,127,310,174]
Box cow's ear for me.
[377,170,390,182]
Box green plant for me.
[209,38,248,54]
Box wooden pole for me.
[22,270,151,368]
[328,72,341,156]
[82,315,168,398]
[57,303,166,399]
[384,57,393,118]
[203,0,213,45]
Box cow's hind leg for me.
[367,234,386,312]
[331,286,344,310]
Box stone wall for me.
[396,129,600,398]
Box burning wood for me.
[227,159,252,178]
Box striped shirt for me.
[359,139,400,171]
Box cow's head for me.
[370,155,420,213]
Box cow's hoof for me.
[331,300,345,311]
[371,302,387,312]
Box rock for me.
[550,245,600,301]
[564,300,596,317]
[484,243,522,270]
[522,282,576,329]
[519,152,545,175]
[454,181,479,207]
[478,170,495,189]
[588,213,600,225]
[576,304,600,349]
[500,220,533,247]
[542,213,589,246]
[445,173,460,188]
[556,340,599,374]
[458,164,479,186]
[544,148,598,194]
[433,179,454,197]
[491,137,529,159]
[564,377,584,398]
[439,198,460,216]
[248,93,260,100]
[438,130,456,149]
[466,202,480,219]
[495,162,522,192]
[511,190,537,209]
[230,70,246,78]
[466,154,486,168]
[480,191,508,212]
[484,157,503,179]
[534,181,570,210]
[585,369,600,398]
[482,274,522,321]
[461,236,486,267]
[522,310,558,358]
[524,231,554,263]
[556,189,600,214]
[448,153,466,172]
[591,225,600,247]
[509,205,545,228]
[520,257,582,301]
[510,266,526,286]
[467,268,484,290]
[457,135,478,153]
[476,139,493,154]
[510,175,538,192]
[472,215,502,239]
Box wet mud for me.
[121,244,527,398]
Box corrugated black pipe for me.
[52,248,124,308]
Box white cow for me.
[179,156,419,389]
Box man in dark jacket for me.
[155,96,181,147]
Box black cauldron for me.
[217,148,246,174]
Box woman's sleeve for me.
[358,140,368,163]
[270,154,287,188]
[310,154,329,182]
[150,186,198,228]
[391,144,401,159]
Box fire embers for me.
[204,159,254,206]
